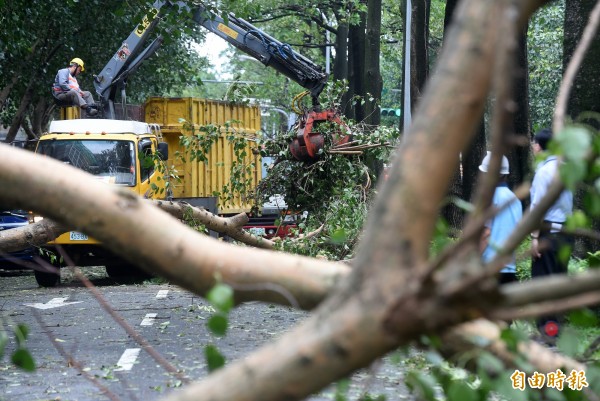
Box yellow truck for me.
[33,97,263,287]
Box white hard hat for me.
[479,151,509,174]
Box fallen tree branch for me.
[0,218,68,253]
[150,200,277,249]
[0,200,279,254]
[0,146,350,309]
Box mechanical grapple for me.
[289,109,352,162]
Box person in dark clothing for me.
[530,128,574,344]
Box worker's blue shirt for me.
[530,156,573,224]
[482,183,523,273]
[52,68,73,92]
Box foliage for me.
[0,0,208,136]
[257,82,400,260]
[527,0,565,132]
[204,282,234,372]
[0,320,35,372]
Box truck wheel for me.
[34,269,60,287]
[106,263,152,283]
[35,249,61,287]
[105,264,127,279]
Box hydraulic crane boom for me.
[92,1,349,160]
[189,7,328,106]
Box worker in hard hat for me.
[52,57,98,117]
[478,151,523,285]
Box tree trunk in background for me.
[4,79,35,143]
[440,0,464,230]
[509,27,532,191]
[332,19,349,83]
[401,0,430,121]
[363,0,384,180]
[363,0,383,128]
[564,0,600,255]
[463,122,487,205]
[564,0,600,128]
[28,96,50,139]
[332,13,351,116]
[444,0,459,27]
[349,2,368,122]
[412,0,430,106]
[345,23,357,119]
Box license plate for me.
[69,231,89,241]
[247,227,265,236]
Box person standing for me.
[479,152,523,285]
[52,57,97,117]
[530,128,574,343]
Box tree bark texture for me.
[564,0,600,128]
[564,0,600,255]
[332,15,349,83]
[363,0,383,127]
[350,3,368,121]
[411,0,430,107]
[439,0,464,230]
[508,26,532,190]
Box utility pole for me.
[403,0,412,135]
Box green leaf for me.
[0,331,8,358]
[567,308,598,328]
[494,375,529,401]
[11,348,35,371]
[14,324,29,346]
[559,160,586,190]
[555,126,592,161]
[476,351,504,374]
[447,380,478,401]
[565,210,588,229]
[208,314,228,336]
[330,228,347,244]
[406,371,437,401]
[204,344,225,372]
[207,283,234,313]
[556,327,580,357]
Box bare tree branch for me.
[498,269,600,308]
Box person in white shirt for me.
[529,128,573,344]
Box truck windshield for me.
[37,140,136,186]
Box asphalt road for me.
[0,268,413,401]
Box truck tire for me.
[35,249,61,287]
[105,262,152,283]
[34,269,60,287]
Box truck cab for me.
[32,119,168,286]
[38,119,166,197]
